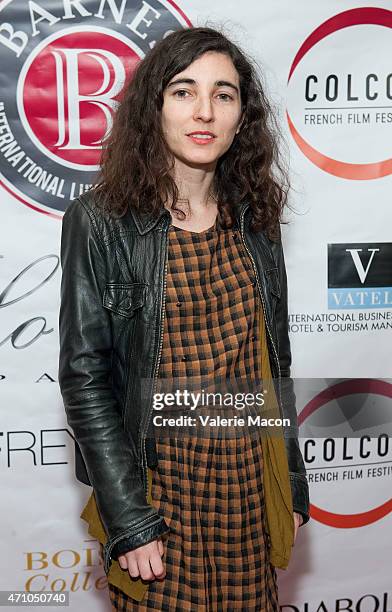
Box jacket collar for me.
[129,200,249,235]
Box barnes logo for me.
[0,0,190,217]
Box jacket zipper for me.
[238,206,283,413]
[141,216,170,498]
[122,322,137,432]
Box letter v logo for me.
[345,248,380,284]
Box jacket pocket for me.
[103,282,147,318]
[265,267,281,299]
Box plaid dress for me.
[108,217,279,611]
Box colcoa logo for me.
[0,0,191,217]
[299,379,392,528]
[286,7,392,180]
[328,243,392,309]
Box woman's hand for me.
[293,512,303,542]
[117,537,166,581]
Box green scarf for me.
[259,301,295,568]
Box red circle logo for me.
[20,29,140,169]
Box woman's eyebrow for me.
[167,77,239,94]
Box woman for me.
[58,26,309,611]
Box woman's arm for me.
[58,197,169,573]
[271,231,310,525]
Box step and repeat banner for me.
[0,1,391,610]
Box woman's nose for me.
[193,95,214,122]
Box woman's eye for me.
[217,93,233,101]
[174,90,190,98]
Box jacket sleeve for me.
[58,197,170,573]
[273,232,310,525]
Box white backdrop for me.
[0,1,391,610]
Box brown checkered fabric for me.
[108,219,279,610]
[158,217,261,383]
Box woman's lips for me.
[186,134,216,145]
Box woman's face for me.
[161,51,244,169]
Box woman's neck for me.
[171,158,216,214]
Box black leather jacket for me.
[58,191,309,575]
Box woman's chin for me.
[172,150,219,169]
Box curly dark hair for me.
[94,26,291,241]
